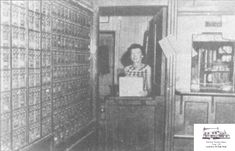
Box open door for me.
[145,8,167,96]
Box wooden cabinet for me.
[174,91,235,151]
[103,97,165,151]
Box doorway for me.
[97,6,168,151]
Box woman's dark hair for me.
[121,43,146,66]
[128,43,146,57]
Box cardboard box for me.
[119,77,144,96]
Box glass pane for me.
[191,40,234,92]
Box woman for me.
[124,44,151,96]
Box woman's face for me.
[131,48,143,64]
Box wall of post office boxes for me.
[0,0,93,150]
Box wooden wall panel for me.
[174,95,185,135]
[174,138,193,151]
[184,101,208,134]
[214,97,235,123]
[105,104,120,151]
[117,106,155,151]
[174,94,235,151]
[106,104,156,151]
[104,97,164,151]
[174,96,211,135]
[215,102,235,123]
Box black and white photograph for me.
[0,0,235,151]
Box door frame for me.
[96,4,177,151]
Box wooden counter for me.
[174,91,235,151]
[102,96,165,151]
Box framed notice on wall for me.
[100,16,109,23]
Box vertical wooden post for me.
[159,37,176,151]
[89,3,98,121]
[89,4,99,150]
[168,0,178,36]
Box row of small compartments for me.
[52,1,92,27]
[0,68,52,92]
[0,48,89,70]
[0,86,51,112]
[0,67,89,92]
[51,18,90,37]
[1,0,92,27]
[1,116,51,151]
[52,78,90,97]
[53,51,90,65]
[53,66,90,81]
[53,90,90,110]
[0,25,90,50]
[53,100,91,144]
